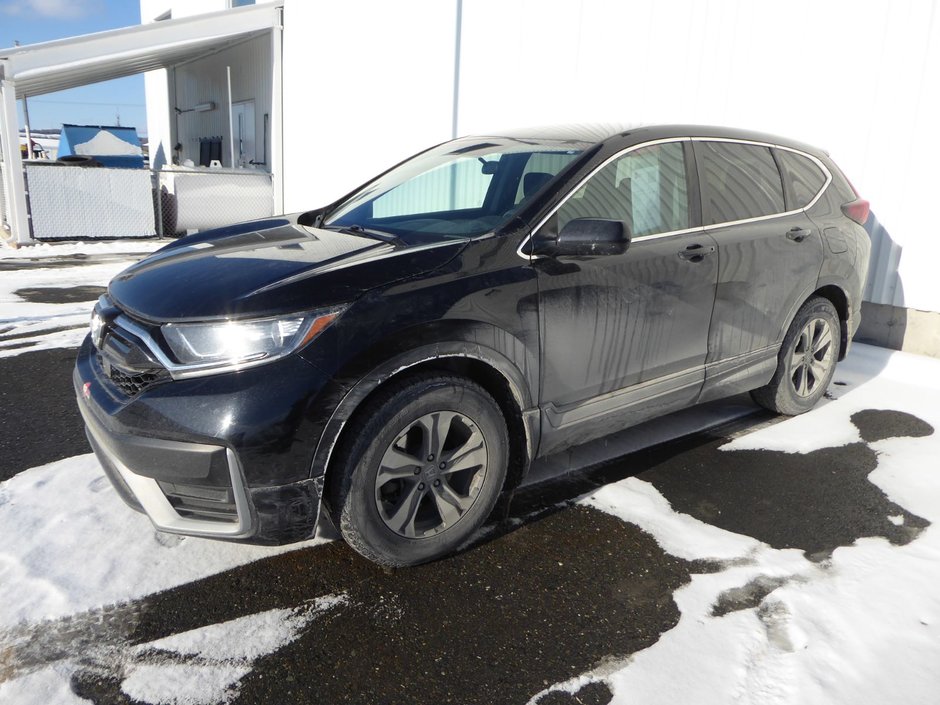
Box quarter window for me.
[777,149,826,209]
[556,141,690,238]
[698,142,785,225]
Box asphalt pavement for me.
[0,347,88,481]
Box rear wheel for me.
[751,296,841,415]
[329,373,508,566]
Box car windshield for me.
[322,137,588,243]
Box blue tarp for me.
[57,124,145,169]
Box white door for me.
[232,100,256,167]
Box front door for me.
[534,140,719,455]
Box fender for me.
[775,280,823,349]
[310,337,540,486]
[813,278,853,360]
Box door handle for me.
[786,227,813,242]
[677,243,716,262]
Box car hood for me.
[108,216,466,322]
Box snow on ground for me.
[1,596,348,705]
[0,239,167,358]
[121,596,348,705]
[0,239,165,260]
[0,261,129,357]
[531,343,940,705]
[0,453,324,626]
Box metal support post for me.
[0,79,31,245]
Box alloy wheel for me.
[789,317,834,398]
[374,410,488,539]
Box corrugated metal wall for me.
[173,32,272,170]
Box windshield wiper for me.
[323,224,406,247]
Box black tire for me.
[329,373,508,567]
[751,296,842,415]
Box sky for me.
[0,0,147,133]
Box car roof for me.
[478,122,826,157]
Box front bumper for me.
[74,336,334,544]
[79,396,256,538]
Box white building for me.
[1,0,938,351]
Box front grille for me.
[158,481,238,523]
[95,312,170,398]
[107,364,164,396]
[97,354,169,397]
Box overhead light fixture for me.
[175,101,216,114]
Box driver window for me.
[556,142,690,238]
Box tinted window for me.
[777,149,826,208]
[372,156,497,218]
[556,141,689,238]
[325,137,588,241]
[698,142,785,225]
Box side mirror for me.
[538,218,630,257]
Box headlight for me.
[161,307,343,371]
[89,309,105,349]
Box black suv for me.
[75,124,871,566]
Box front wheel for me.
[329,374,508,567]
[751,296,841,416]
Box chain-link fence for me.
[26,162,155,240]
[155,168,274,237]
[18,163,274,241]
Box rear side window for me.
[697,142,785,225]
[556,141,690,238]
[776,149,827,208]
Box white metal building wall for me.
[454,0,939,313]
[271,0,940,314]
[279,0,458,214]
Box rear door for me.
[694,140,824,398]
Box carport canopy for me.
[0,2,282,244]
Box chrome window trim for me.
[516,135,832,260]
[630,225,705,242]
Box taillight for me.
[841,199,870,225]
